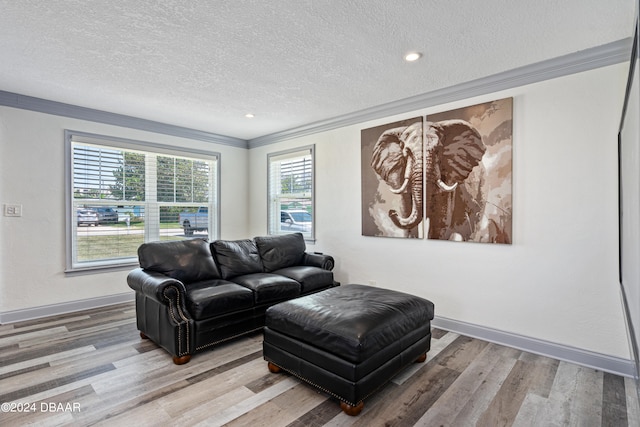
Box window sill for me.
[65,261,138,276]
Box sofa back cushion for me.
[211,239,263,279]
[138,238,221,283]
[254,233,306,272]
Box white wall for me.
[0,108,249,313]
[620,59,640,370]
[249,63,631,359]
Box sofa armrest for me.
[127,268,189,309]
[302,252,335,271]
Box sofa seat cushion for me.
[254,233,306,272]
[232,273,301,304]
[185,280,254,320]
[211,239,263,280]
[273,266,334,294]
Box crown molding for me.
[248,38,633,148]
[0,90,248,148]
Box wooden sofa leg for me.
[340,401,364,416]
[172,355,191,365]
[415,353,427,363]
[140,332,149,339]
[267,362,282,373]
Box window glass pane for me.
[75,204,145,261]
[159,205,209,239]
[157,156,211,203]
[69,135,218,271]
[192,160,211,203]
[73,145,124,200]
[268,146,314,239]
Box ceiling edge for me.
[248,38,633,149]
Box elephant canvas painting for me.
[426,98,512,243]
[361,97,512,243]
[362,117,424,238]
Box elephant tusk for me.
[437,179,458,192]
[389,178,409,194]
[449,232,464,241]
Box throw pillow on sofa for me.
[211,239,263,279]
[254,232,306,272]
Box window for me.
[66,131,219,272]
[267,146,314,240]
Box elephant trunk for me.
[389,149,423,229]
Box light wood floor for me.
[1,302,639,426]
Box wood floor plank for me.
[171,385,256,426]
[476,353,559,427]
[528,361,602,427]
[414,342,521,426]
[518,351,560,398]
[191,376,300,427]
[90,401,174,427]
[287,398,343,427]
[76,379,191,426]
[444,346,522,426]
[0,326,68,347]
[161,358,269,418]
[345,335,490,427]
[0,363,116,402]
[0,345,95,376]
[391,329,459,386]
[225,383,329,427]
[0,315,89,338]
[603,372,628,426]
[625,378,640,427]
[563,363,604,426]
[1,302,638,426]
[511,393,553,427]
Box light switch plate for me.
[4,204,22,217]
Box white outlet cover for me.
[4,204,22,217]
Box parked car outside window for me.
[87,207,119,224]
[280,210,312,232]
[77,209,99,226]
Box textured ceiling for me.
[0,0,634,140]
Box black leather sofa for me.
[127,232,338,364]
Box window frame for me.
[267,145,315,242]
[64,130,221,273]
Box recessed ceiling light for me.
[404,52,422,62]
[245,113,254,118]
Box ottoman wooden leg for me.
[267,362,282,373]
[415,353,427,363]
[340,401,364,416]
[172,355,191,365]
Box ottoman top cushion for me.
[265,284,434,363]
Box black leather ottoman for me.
[263,284,435,415]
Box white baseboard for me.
[432,316,636,378]
[0,292,134,324]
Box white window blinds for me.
[267,146,314,239]
[67,132,219,271]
